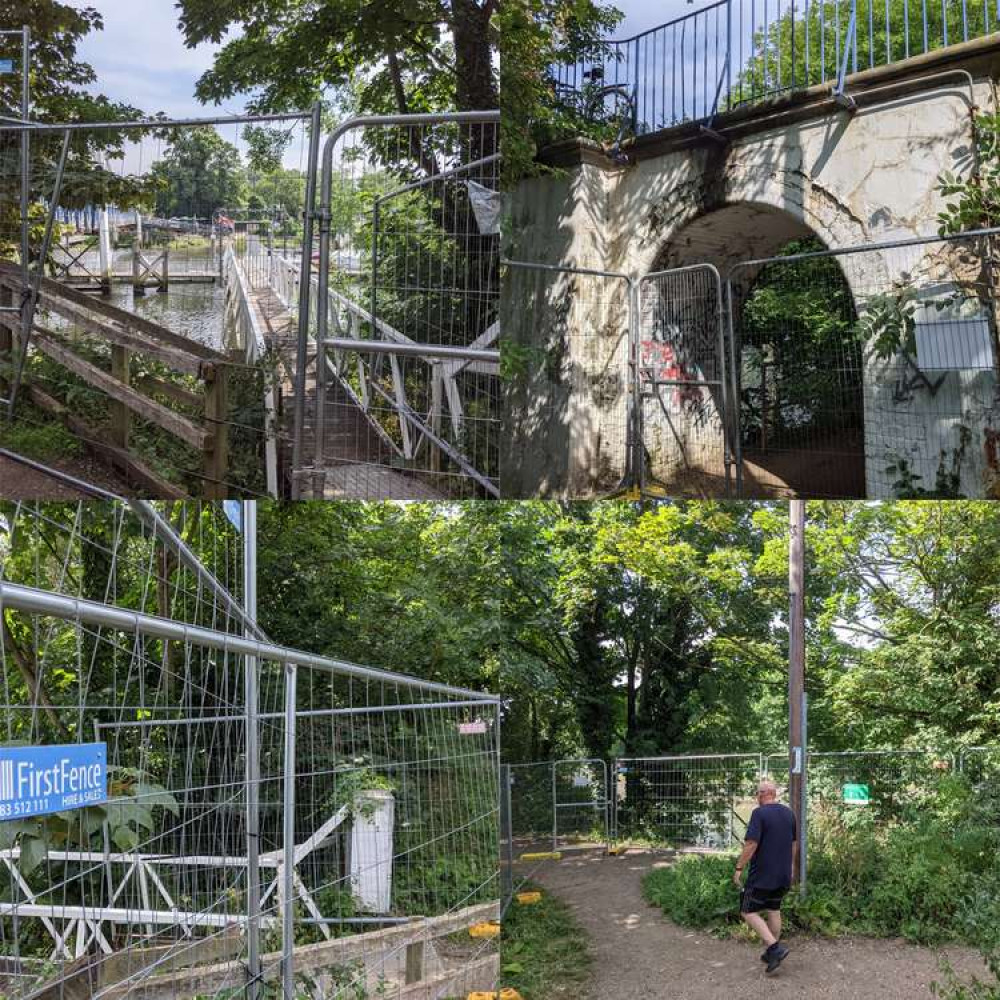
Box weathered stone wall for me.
[503,60,1000,497]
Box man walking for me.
[732,779,797,974]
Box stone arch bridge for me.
[503,36,1000,499]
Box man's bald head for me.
[757,780,778,802]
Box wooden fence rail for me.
[0,263,232,498]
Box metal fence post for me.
[629,277,644,492]
[243,501,262,1000]
[282,661,298,1000]
[291,101,322,496]
[500,764,514,915]
[799,693,808,896]
[551,761,558,852]
[19,26,29,335]
[5,128,70,415]
[725,0,733,109]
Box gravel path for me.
[519,847,989,1000]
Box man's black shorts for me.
[740,885,789,914]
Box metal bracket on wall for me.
[832,2,860,113]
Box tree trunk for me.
[450,0,498,111]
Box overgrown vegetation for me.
[643,774,1000,947]
[500,882,592,999]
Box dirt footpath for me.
[0,454,128,498]
[522,848,988,1000]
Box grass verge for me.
[500,881,591,999]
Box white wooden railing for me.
[221,247,279,496]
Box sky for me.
[614,0,705,37]
[71,1,313,173]
[75,0,231,120]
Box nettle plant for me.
[0,765,178,876]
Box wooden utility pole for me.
[788,499,806,886]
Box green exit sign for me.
[843,783,871,805]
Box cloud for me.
[75,0,233,117]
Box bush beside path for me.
[520,848,990,1000]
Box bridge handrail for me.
[222,247,279,497]
[554,0,998,137]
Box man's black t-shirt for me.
[745,802,796,890]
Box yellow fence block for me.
[516,890,542,905]
[467,990,524,1000]
[469,920,501,939]
[607,844,628,855]
[518,851,561,862]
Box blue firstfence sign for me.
[0,743,108,821]
[0,60,14,74]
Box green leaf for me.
[19,835,47,876]
[112,825,139,852]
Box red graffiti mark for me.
[640,340,703,408]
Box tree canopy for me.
[3,499,998,770]
[149,129,247,219]
[175,0,498,117]
[0,0,150,254]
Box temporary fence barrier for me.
[504,226,1000,499]
[0,501,501,1000]
[727,227,1000,499]
[637,263,735,496]
[506,758,610,853]
[613,754,764,847]
[0,106,322,499]
[293,112,501,501]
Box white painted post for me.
[134,210,143,249]
[98,207,112,295]
[349,790,394,912]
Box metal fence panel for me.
[502,261,636,497]
[298,113,501,501]
[507,758,609,852]
[728,229,1000,499]
[614,754,764,847]
[765,749,956,827]
[959,746,1000,794]
[0,110,320,499]
[637,264,733,497]
[507,762,555,847]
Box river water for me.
[56,244,227,351]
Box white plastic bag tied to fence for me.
[467,180,501,235]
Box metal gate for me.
[507,758,610,852]
[293,111,501,501]
[637,264,734,497]
[727,228,1000,499]
[501,260,735,498]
